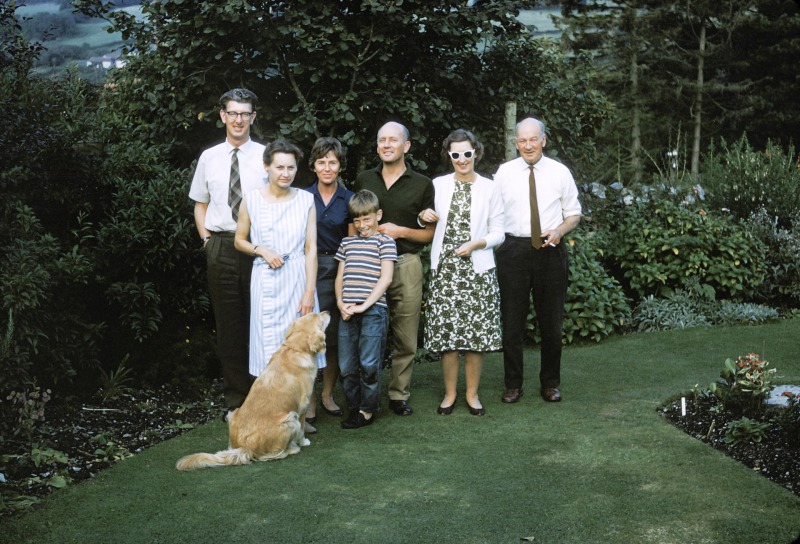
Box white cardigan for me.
[430,173,505,273]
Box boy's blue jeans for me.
[338,304,388,414]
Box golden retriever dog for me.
[176,311,330,470]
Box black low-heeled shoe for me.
[321,403,343,417]
[466,400,485,416]
[437,401,455,415]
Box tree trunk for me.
[630,48,642,184]
[691,23,706,177]
[505,101,517,161]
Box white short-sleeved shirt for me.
[188,138,267,232]
[493,155,582,236]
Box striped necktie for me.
[229,147,242,222]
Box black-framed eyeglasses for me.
[225,111,254,120]
[448,150,475,160]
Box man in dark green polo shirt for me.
[354,121,435,416]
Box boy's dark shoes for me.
[341,411,374,429]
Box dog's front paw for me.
[301,438,311,446]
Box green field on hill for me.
[18,2,142,77]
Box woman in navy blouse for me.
[304,137,355,430]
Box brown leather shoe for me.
[541,388,562,402]
[501,388,524,403]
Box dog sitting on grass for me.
[176,312,330,470]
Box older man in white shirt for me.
[493,117,581,404]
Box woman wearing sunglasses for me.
[418,129,505,416]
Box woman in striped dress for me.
[234,140,326,380]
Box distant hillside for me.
[18,1,140,81]
[19,3,560,82]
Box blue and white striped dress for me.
[245,187,326,376]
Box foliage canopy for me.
[75,0,611,176]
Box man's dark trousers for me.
[206,232,253,409]
[495,235,569,390]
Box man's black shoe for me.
[388,399,413,416]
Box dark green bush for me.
[743,208,800,308]
[701,136,800,228]
[526,231,631,344]
[0,8,214,421]
[0,201,104,391]
[601,198,765,300]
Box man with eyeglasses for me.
[354,121,434,416]
[189,88,267,417]
[493,117,582,405]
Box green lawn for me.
[3,320,799,544]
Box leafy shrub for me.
[98,358,135,404]
[723,416,770,445]
[712,301,779,326]
[632,293,710,332]
[701,136,800,229]
[632,286,779,332]
[601,198,765,299]
[743,208,800,307]
[0,8,214,423]
[4,386,51,443]
[712,353,776,418]
[0,201,104,395]
[526,231,631,344]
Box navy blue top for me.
[305,182,355,253]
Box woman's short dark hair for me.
[263,140,304,166]
[308,137,347,171]
[348,190,381,218]
[441,128,484,166]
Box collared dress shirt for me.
[189,138,267,232]
[493,155,581,236]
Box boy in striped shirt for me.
[335,190,397,429]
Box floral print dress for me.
[424,181,502,352]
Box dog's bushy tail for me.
[175,448,252,471]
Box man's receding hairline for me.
[515,117,546,137]
[378,122,410,142]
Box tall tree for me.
[557,0,800,182]
[74,0,611,176]
[649,0,751,176]
[720,0,800,148]
[557,0,660,183]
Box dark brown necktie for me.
[228,148,242,221]
[529,164,543,248]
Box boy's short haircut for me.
[348,189,381,218]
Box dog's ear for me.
[304,314,326,354]
[319,311,331,331]
[309,332,326,354]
